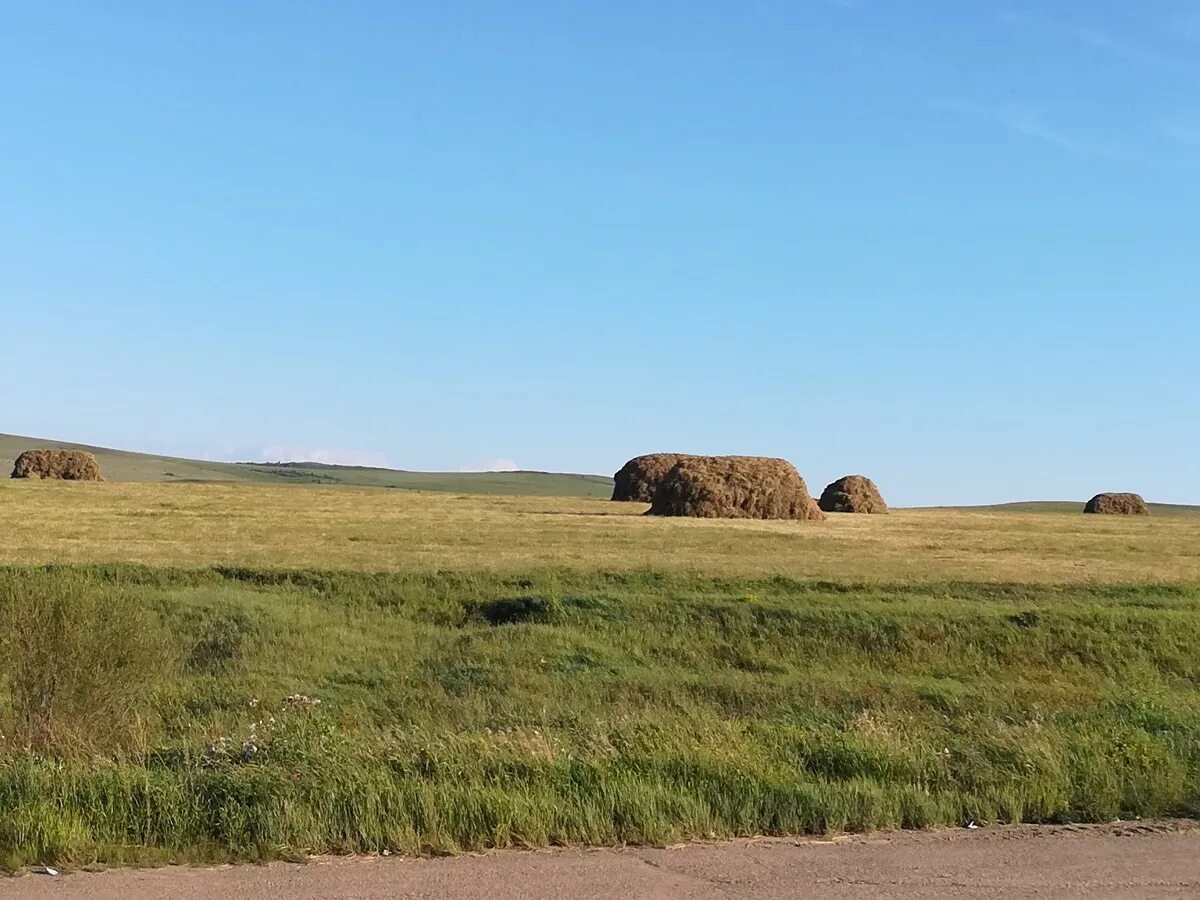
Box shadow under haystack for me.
[648,456,825,520]
[611,453,695,502]
[11,449,103,481]
[819,475,889,514]
[1083,493,1149,516]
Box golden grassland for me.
[2,479,1197,583]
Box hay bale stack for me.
[819,475,889,514]
[612,453,694,502]
[648,456,826,520]
[11,449,103,481]
[1083,493,1150,516]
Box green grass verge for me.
[1,565,1199,867]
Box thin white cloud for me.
[995,14,1200,160]
[1071,27,1185,71]
[258,446,391,468]
[1163,121,1200,147]
[1001,11,1197,75]
[996,109,1102,155]
[934,99,1120,159]
[1177,12,1200,43]
[459,458,519,473]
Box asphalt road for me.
[7,821,1200,899]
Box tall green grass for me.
[1,565,1199,867]
[0,573,177,756]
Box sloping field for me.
[0,433,612,497]
[934,500,1200,517]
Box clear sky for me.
[2,1,1197,505]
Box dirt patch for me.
[648,456,825,520]
[1084,493,1150,516]
[819,475,889,514]
[478,596,560,626]
[10,449,102,481]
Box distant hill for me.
[6,434,1196,510]
[0,433,614,498]
[929,500,1200,517]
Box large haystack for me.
[648,456,826,520]
[1083,493,1149,516]
[819,475,889,514]
[11,449,103,481]
[612,453,694,502]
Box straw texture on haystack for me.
[611,453,694,502]
[1083,493,1149,516]
[10,449,103,481]
[648,456,825,520]
[819,475,889,514]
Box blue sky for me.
[2,1,1197,504]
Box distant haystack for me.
[1083,493,1149,516]
[11,449,103,481]
[648,456,826,520]
[612,453,694,502]
[819,475,889,514]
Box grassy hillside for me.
[6,433,1196,510]
[235,461,614,497]
[0,433,613,498]
[0,432,251,484]
[936,500,1200,517]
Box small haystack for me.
[648,456,826,520]
[1083,493,1150,516]
[11,449,103,481]
[612,453,694,502]
[819,475,889,514]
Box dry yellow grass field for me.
[1,479,1197,582]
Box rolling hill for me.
[929,500,1200,517]
[5,433,1197,511]
[0,433,614,498]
